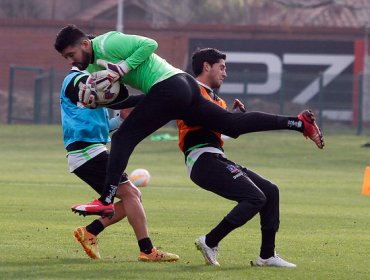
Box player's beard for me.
[75,50,91,70]
[210,77,222,89]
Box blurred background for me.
[0,0,369,135]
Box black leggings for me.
[103,73,289,198]
[190,153,279,231]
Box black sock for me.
[260,229,276,259]
[276,116,304,133]
[138,237,153,254]
[205,218,238,248]
[86,220,105,236]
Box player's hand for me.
[78,82,98,109]
[232,99,246,112]
[97,59,130,78]
[88,71,119,94]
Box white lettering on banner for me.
[222,52,354,104]
[225,52,282,94]
[284,54,354,104]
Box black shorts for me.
[73,151,128,195]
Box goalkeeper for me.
[60,67,179,262]
[54,24,324,217]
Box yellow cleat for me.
[138,247,179,262]
[73,226,101,259]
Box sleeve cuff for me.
[118,61,131,74]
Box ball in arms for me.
[86,71,120,105]
[130,169,151,187]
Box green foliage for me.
[0,125,369,279]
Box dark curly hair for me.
[54,24,87,53]
[191,48,226,77]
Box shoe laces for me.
[272,253,290,263]
[88,237,97,246]
[302,110,315,123]
[213,246,219,254]
[83,229,98,245]
[208,245,219,257]
[154,250,165,258]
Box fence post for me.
[34,78,41,124]
[48,68,55,124]
[358,74,363,135]
[7,66,15,124]
[243,69,248,104]
[279,71,285,115]
[33,69,44,124]
[318,72,324,130]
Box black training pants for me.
[103,73,284,195]
[189,152,280,231]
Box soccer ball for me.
[86,71,120,105]
[129,168,151,188]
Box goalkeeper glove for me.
[78,82,98,109]
[97,59,130,78]
[88,70,119,95]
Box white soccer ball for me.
[86,71,120,105]
[129,168,151,188]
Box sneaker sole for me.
[71,208,114,218]
[137,256,179,262]
[255,261,296,268]
[305,124,324,149]
[73,230,100,259]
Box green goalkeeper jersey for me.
[87,31,183,94]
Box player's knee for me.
[265,183,279,201]
[130,184,142,200]
[116,181,141,200]
[238,189,267,209]
[227,196,266,226]
[272,184,279,199]
[255,192,267,208]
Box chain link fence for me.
[7,66,62,124]
[6,65,368,135]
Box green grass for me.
[0,125,369,279]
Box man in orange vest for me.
[177,48,318,267]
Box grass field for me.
[0,125,369,279]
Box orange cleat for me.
[74,226,101,259]
[138,247,179,262]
